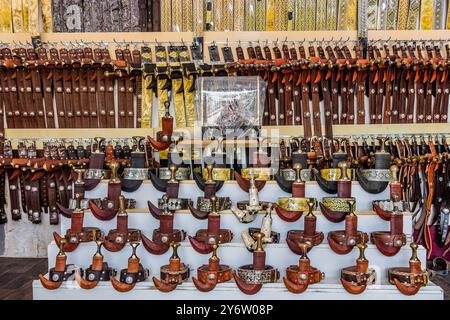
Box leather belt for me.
[310,58,322,136]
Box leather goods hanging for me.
[53,194,103,253]
[103,196,141,252]
[142,195,186,255]
[284,243,324,294]
[110,242,149,292]
[75,238,116,289]
[328,199,369,254]
[38,239,76,290]
[388,243,428,295]
[340,242,376,294]
[234,232,280,295]
[152,242,190,292]
[192,243,233,292]
[287,199,324,254]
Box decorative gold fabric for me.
[172,78,186,127]
[386,0,399,30]
[337,0,349,30]
[28,0,38,33]
[274,0,287,31]
[366,0,378,30]
[277,197,311,211]
[325,0,338,30]
[378,0,388,29]
[172,0,183,31]
[286,0,295,31]
[266,0,275,31]
[0,0,12,32]
[141,74,153,128]
[11,0,24,32]
[41,0,52,32]
[161,0,172,31]
[202,168,232,181]
[182,0,193,31]
[192,0,203,34]
[234,0,245,31]
[419,0,434,30]
[433,0,443,29]
[305,0,316,30]
[347,0,357,30]
[255,0,265,30]
[447,2,450,29]
[315,0,327,30]
[245,0,256,31]
[221,0,234,31]
[397,0,409,30]
[406,0,420,29]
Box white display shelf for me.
[33,277,444,300]
[33,179,444,300]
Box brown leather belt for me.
[94,48,107,128]
[29,61,46,128]
[103,48,115,128]
[264,46,277,125]
[300,63,312,138]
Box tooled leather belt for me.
[290,47,303,126]
[317,46,332,138]
[37,48,55,128]
[264,46,277,126]
[82,48,98,128]
[273,46,286,125]
[60,48,74,128]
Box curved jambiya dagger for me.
[274,172,293,194]
[152,242,190,292]
[371,205,406,256]
[189,196,233,254]
[356,137,391,194]
[142,195,186,255]
[235,138,271,193]
[111,242,149,292]
[103,196,141,252]
[320,161,354,223]
[39,239,71,290]
[149,170,168,192]
[57,168,86,218]
[286,199,324,254]
[235,171,266,192]
[89,160,122,221]
[76,239,115,289]
[148,101,173,151]
[284,243,324,294]
[54,194,102,252]
[372,165,402,221]
[274,163,305,222]
[192,164,224,194]
[121,136,148,193]
[340,242,375,294]
[192,243,232,292]
[328,199,369,255]
[84,137,106,191]
[313,168,338,194]
[234,232,279,295]
[190,164,225,219]
[388,243,428,295]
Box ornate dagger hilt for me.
[347,198,356,217]
[93,137,105,153]
[108,160,120,183]
[306,198,316,218]
[338,161,349,181]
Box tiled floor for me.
[0,257,448,300]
